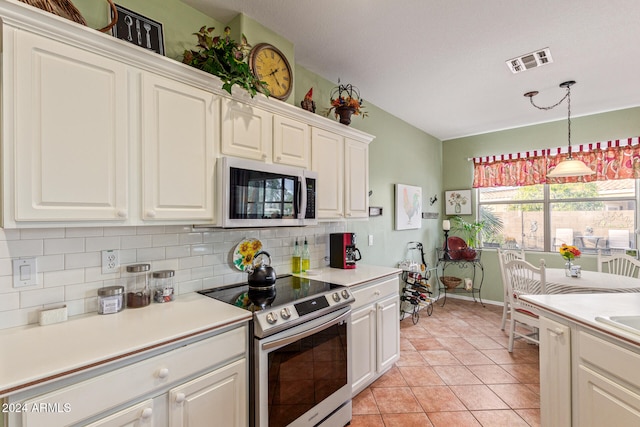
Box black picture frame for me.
[111,4,164,56]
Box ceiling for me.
[182,0,640,141]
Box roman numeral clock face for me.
[249,43,293,100]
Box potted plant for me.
[323,81,367,125]
[183,26,269,97]
[451,216,486,248]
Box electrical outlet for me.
[101,250,120,274]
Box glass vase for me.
[564,260,572,277]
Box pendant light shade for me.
[524,81,595,178]
[546,158,595,178]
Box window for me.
[478,179,637,253]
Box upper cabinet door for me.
[221,98,272,161]
[141,73,218,221]
[311,128,344,218]
[345,138,369,218]
[13,31,129,222]
[273,116,310,168]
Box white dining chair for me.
[504,258,546,352]
[497,248,525,331]
[597,249,640,278]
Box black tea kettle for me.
[247,251,276,288]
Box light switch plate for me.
[13,258,37,287]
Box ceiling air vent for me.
[506,48,553,74]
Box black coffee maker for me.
[330,233,362,269]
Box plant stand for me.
[435,248,484,307]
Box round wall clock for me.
[249,43,293,100]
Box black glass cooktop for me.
[198,275,343,312]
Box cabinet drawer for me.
[22,325,247,426]
[579,330,640,387]
[351,276,399,311]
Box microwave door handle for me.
[298,175,307,220]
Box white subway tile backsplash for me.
[65,252,101,270]
[1,239,44,258]
[65,227,104,238]
[0,225,329,330]
[152,234,179,247]
[165,245,191,259]
[136,247,165,262]
[20,286,65,308]
[121,235,153,249]
[85,236,121,252]
[43,269,85,287]
[179,256,203,270]
[21,228,65,240]
[0,292,20,311]
[37,255,66,273]
[179,233,203,245]
[44,238,83,255]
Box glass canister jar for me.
[97,285,124,314]
[152,270,175,303]
[125,264,151,308]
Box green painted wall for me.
[69,0,443,271]
[442,107,640,303]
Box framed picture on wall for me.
[111,4,165,55]
[395,184,422,230]
[445,189,472,215]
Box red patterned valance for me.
[472,137,640,188]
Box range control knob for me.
[341,289,350,299]
[280,307,292,319]
[266,312,278,324]
[332,292,341,302]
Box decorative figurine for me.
[300,87,316,113]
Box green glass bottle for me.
[292,238,301,274]
[301,237,310,272]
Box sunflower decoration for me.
[233,238,263,270]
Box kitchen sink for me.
[595,315,640,335]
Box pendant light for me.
[524,81,595,178]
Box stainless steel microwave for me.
[216,157,318,228]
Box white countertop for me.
[521,293,640,347]
[0,294,251,397]
[295,264,402,287]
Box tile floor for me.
[351,298,541,427]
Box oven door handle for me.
[261,308,350,351]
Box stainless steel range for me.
[199,275,354,427]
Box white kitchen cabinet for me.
[169,359,247,427]
[311,128,345,219]
[273,115,310,168]
[8,325,247,427]
[539,316,571,427]
[576,330,640,426]
[141,73,218,222]
[344,138,369,218]
[84,399,155,427]
[311,128,371,220]
[10,29,129,223]
[350,276,400,395]
[221,98,273,161]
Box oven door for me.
[254,306,351,427]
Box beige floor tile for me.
[515,408,541,427]
[381,412,434,427]
[370,386,422,413]
[369,366,408,388]
[472,409,530,426]
[412,385,467,412]
[450,384,509,410]
[427,410,482,427]
[398,366,445,386]
[467,364,519,384]
[433,365,483,385]
[488,384,540,409]
[352,388,380,415]
[349,414,385,427]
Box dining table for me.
[544,268,640,294]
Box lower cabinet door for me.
[85,399,155,427]
[577,364,640,426]
[539,316,571,427]
[351,304,376,395]
[169,358,247,427]
[376,294,400,373]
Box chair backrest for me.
[497,248,526,295]
[504,258,546,304]
[553,228,574,249]
[608,229,631,249]
[597,249,640,277]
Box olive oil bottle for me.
[292,238,301,273]
[301,237,310,272]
